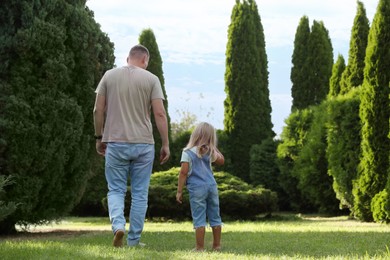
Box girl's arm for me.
[176,162,189,204]
[213,148,225,166]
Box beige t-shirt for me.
[95,65,164,144]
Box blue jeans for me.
[187,184,222,229]
[105,142,154,246]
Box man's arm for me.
[151,98,170,164]
[93,94,106,156]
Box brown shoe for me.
[113,230,125,247]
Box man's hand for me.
[159,145,170,164]
[96,140,106,156]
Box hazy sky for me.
[86,0,379,136]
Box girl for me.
[176,122,225,251]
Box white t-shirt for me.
[96,65,164,144]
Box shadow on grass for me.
[2,229,93,241]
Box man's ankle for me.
[113,229,125,247]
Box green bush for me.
[277,109,315,212]
[371,189,390,223]
[0,175,17,222]
[326,89,361,211]
[250,138,281,190]
[100,168,278,220]
[147,168,278,220]
[293,103,340,214]
[147,168,191,219]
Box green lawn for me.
[1,215,389,259]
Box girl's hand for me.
[176,191,183,204]
[213,150,225,165]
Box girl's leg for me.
[211,225,221,251]
[207,185,222,251]
[195,226,205,251]
[188,185,208,251]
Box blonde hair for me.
[184,122,218,158]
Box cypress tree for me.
[291,16,311,111]
[305,20,334,106]
[329,54,346,97]
[139,28,172,171]
[224,0,274,182]
[340,1,370,94]
[353,0,390,222]
[0,0,114,233]
[250,1,274,138]
[291,18,333,110]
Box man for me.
[93,44,170,247]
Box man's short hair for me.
[129,44,149,59]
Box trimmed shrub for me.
[148,168,278,220]
[100,168,278,220]
[371,189,390,223]
[147,168,191,219]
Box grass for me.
[1,214,390,259]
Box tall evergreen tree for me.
[250,1,274,137]
[291,16,311,111]
[224,0,274,182]
[305,20,334,106]
[329,54,346,97]
[0,0,114,233]
[291,18,333,110]
[340,1,370,94]
[139,28,172,171]
[353,0,390,222]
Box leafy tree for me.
[328,54,346,97]
[139,28,173,171]
[224,0,274,182]
[326,88,361,211]
[171,111,197,141]
[340,1,370,94]
[0,0,114,233]
[291,16,311,111]
[354,0,390,222]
